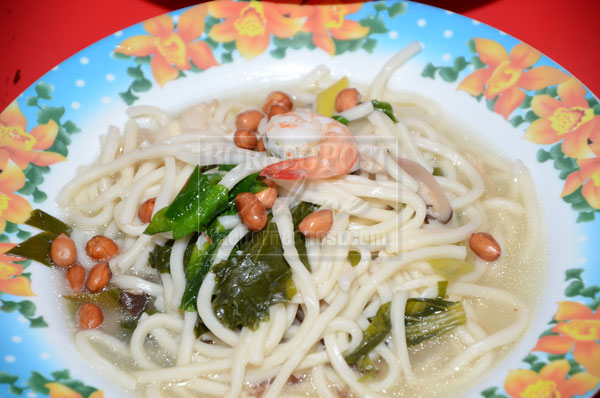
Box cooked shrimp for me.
[260,108,358,180]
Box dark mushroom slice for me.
[119,290,149,318]
[395,157,453,224]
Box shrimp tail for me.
[260,157,317,180]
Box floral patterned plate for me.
[0,1,599,397]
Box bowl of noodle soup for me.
[1,2,599,398]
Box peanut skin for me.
[254,179,278,209]
[267,104,289,120]
[469,232,501,261]
[256,137,266,152]
[235,192,267,231]
[138,198,156,224]
[77,303,103,329]
[85,236,119,261]
[86,262,112,292]
[50,233,77,267]
[262,91,293,114]
[234,128,258,150]
[299,210,333,239]
[335,88,361,113]
[66,264,86,292]
[236,109,264,131]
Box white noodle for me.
[58,43,545,398]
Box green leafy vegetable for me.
[429,258,474,279]
[228,172,262,200]
[194,317,208,337]
[218,164,236,171]
[172,184,229,239]
[63,289,121,312]
[148,239,174,273]
[180,221,231,311]
[437,281,448,298]
[211,203,315,330]
[349,251,361,267]
[404,297,466,347]
[7,232,55,267]
[7,209,73,266]
[344,297,466,373]
[145,165,230,239]
[332,115,350,125]
[24,209,71,235]
[165,172,222,221]
[344,302,391,366]
[356,356,376,381]
[372,100,398,123]
[143,207,172,234]
[292,202,319,269]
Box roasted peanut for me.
[299,210,333,239]
[234,128,258,150]
[255,179,278,209]
[235,192,267,231]
[469,232,501,261]
[85,235,119,261]
[138,197,156,224]
[256,137,266,152]
[50,233,77,267]
[335,88,361,112]
[86,262,112,292]
[267,104,289,120]
[77,303,103,329]
[236,109,264,131]
[262,91,292,114]
[66,264,86,292]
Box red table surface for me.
[1,0,600,112]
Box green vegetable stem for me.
[372,100,399,123]
[344,297,466,375]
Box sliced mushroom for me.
[119,290,148,318]
[396,157,453,224]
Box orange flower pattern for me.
[45,382,83,398]
[505,360,599,398]
[524,79,600,159]
[0,161,33,235]
[533,301,600,378]
[457,38,570,120]
[115,5,218,86]
[208,0,303,60]
[294,4,369,55]
[560,158,600,209]
[0,242,33,296]
[0,101,65,170]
